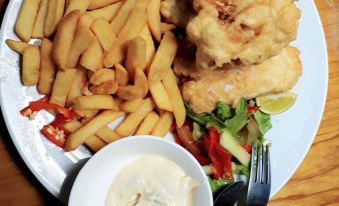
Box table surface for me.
[0,0,338,205]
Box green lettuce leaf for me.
[253,110,272,136]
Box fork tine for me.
[249,145,257,184]
[262,144,267,183]
[266,145,271,184]
[256,144,263,183]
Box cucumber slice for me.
[220,131,250,167]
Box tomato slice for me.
[176,126,202,155]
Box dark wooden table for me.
[0,0,338,205]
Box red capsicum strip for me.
[20,96,78,148]
[203,128,233,179]
[242,145,252,153]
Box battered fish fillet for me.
[182,46,302,113]
[187,0,301,70]
[160,0,195,27]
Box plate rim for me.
[0,0,329,202]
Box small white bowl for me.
[69,136,213,206]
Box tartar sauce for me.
[106,155,199,206]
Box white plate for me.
[0,0,328,204]
[68,136,213,206]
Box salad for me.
[173,98,272,194]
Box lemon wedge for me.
[256,92,297,114]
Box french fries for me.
[32,0,48,38]
[117,8,147,43]
[115,64,129,85]
[126,37,146,75]
[78,13,95,28]
[161,23,176,34]
[89,80,118,95]
[66,69,86,106]
[5,39,30,54]
[148,31,178,84]
[38,38,56,95]
[85,135,107,152]
[162,69,186,127]
[22,46,40,86]
[134,68,148,98]
[88,0,121,10]
[119,98,145,113]
[136,0,152,10]
[67,25,95,68]
[140,26,156,67]
[111,0,138,34]
[49,69,77,107]
[80,38,103,71]
[12,0,190,153]
[151,111,174,137]
[147,0,161,42]
[116,85,143,100]
[65,0,92,15]
[136,111,159,135]
[91,17,116,51]
[75,109,99,118]
[52,10,81,68]
[87,2,123,21]
[44,0,65,37]
[149,81,173,111]
[63,120,106,152]
[103,41,125,67]
[15,0,40,42]
[95,126,122,143]
[74,95,117,110]
[116,98,155,136]
[65,110,123,151]
[89,69,115,85]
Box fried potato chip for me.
[74,95,117,110]
[5,39,30,54]
[88,0,121,10]
[136,111,159,135]
[52,10,81,68]
[87,1,123,21]
[126,36,146,75]
[119,98,145,113]
[80,38,103,71]
[32,0,48,38]
[162,69,186,127]
[89,68,115,85]
[103,41,125,68]
[115,64,129,86]
[38,38,56,95]
[161,22,176,34]
[151,111,174,137]
[66,69,86,106]
[116,85,143,101]
[49,69,77,107]
[116,98,155,136]
[65,110,123,151]
[44,0,65,37]
[65,0,91,15]
[22,46,40,86]
[110,0,138,34]
[139,26,156,67]
[149,81,173,112]
[89,80,119,95]
[148,31,178,84]
[91,17,116,51]
[134,68,148,98]
[117,8,147,43]
[67,25,95,68]
[147,0,161,42]
[15,0,40,42]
